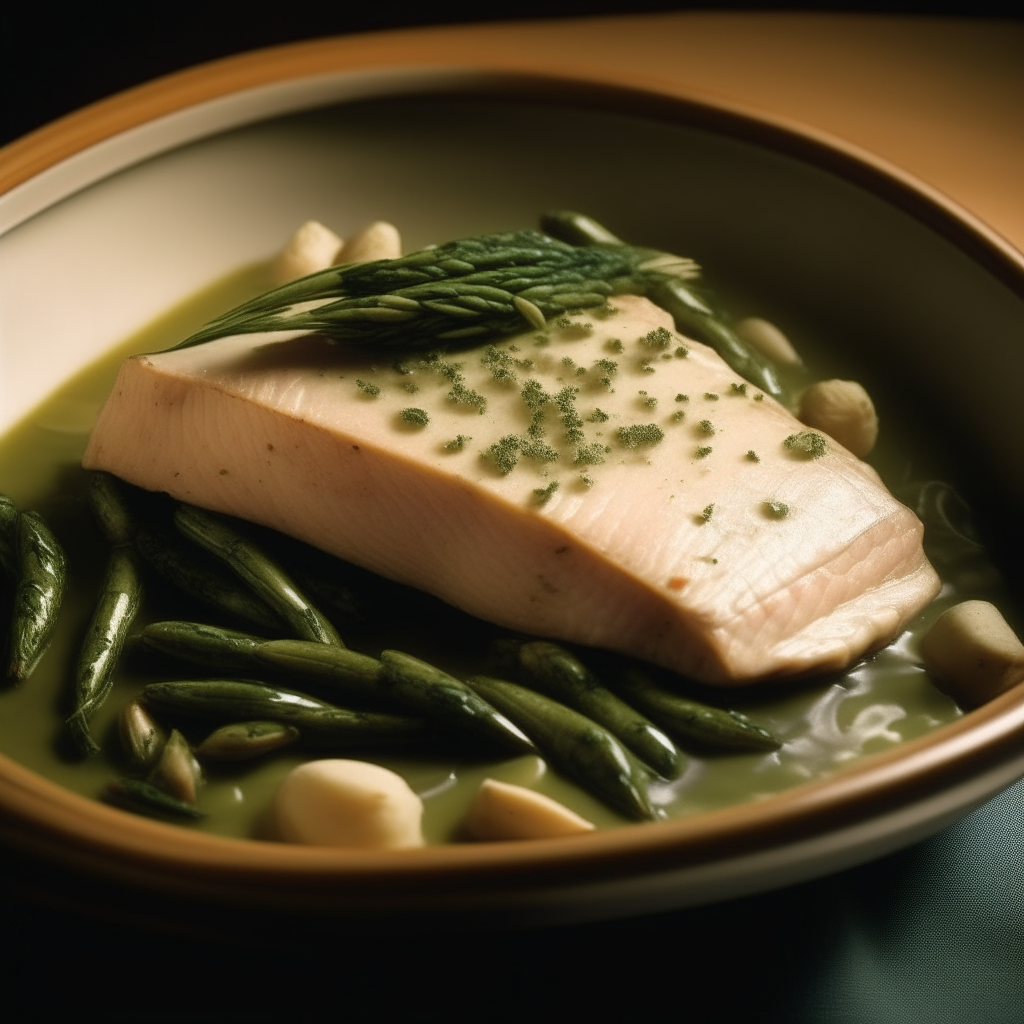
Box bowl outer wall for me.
[2,37,1024,920]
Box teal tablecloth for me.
[2,778,1021,1020]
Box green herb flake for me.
[639,326,673,349]
[508,345,520,352]
[754,393,764,402]
[398,407,429,428]
[575,366,588,377]
[638,391,658,408]
[617,424,665,449]
[783,431,828,459]
[605,339,624,353]
[763,500,790,519]
[698,419,716,435]
[592,304,619,320]
[746,450,760,462]
[356,379,381,397]
[671,410,686,423]
[730,382,748,396]
[700,503,715,522]
[401,381,421,393]
[561,357,576,369]
[595,359,619,375]
[483,435,523,475]
[675,394,689,403]
[573,442,611,466]
[588,408,610,423]
[580,474,595,487]
[704,392,719,401]
[443,435,471,452]
[521,440,560,463]
[695,446,713,459]
[532,481,560,505]
[674,346,689,358]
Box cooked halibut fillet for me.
[83,295,939,683]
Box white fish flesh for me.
[83,295,939,684]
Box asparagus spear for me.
[169,229,700,353]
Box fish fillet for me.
[83,295,939,683]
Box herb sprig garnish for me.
[171,229,698,354]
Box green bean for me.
[616,669,781,753]
[7,511,67,684]
[148,728,202,804]
[119,699,165,769]
[0,494,18,575]
[540,209,783,400]
[173,505,342,646]
[66,546,143,755]
[134,621,266,675]
[135,522,283,632]
[517,642,681,778]
[379,650,535,754]
[466,675,658,821]
[89,472,135,545]
[539,210,622,246]
[255,638,385,696]
[195,721,300,761]
[103,778,205,820]
[142,680,426,747]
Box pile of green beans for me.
[0,473,785,827]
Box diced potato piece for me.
[342,221,401,263]
[799,379,879,459]
[735,317,801,365]
[274,759,424,848]
[920,600,1024,708]
[271,220,344,283]
[463,778,596,841]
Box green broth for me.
[0,263,979,842]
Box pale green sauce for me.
[0,263,980,842]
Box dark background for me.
[2,1,1021,149]
[3,4,1022,1021]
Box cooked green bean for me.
[134,621,266,675]
[135,522,283,632]
[255,638,385,695]
[379,650,535,754]
[517,641,681,778]
[7,511,67,684]
[149,728,202,804]
[0,494,18,575]
[195,721,300,761]
[466,675,658,821]
[615,669,781,753]
[173,505,343,646]
[89,472,135,545]
[103,778,204,820]
[143,679,426,746]
[119,699,165,769]
[540,209,783,400]
[67,546,144,755]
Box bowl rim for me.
[2,32,1024,901]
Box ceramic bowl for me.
[1,39,1023,932]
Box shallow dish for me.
[1,40,1024,930]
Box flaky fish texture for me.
[84,295,939,684]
